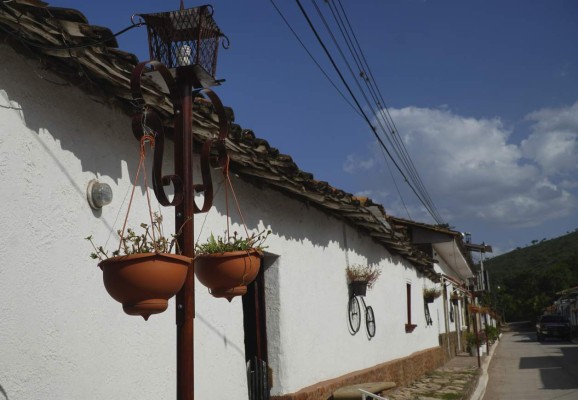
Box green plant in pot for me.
[485,325,499,343]
[86,213,191,320]
[465,332,478,355]
[345,264,381,297]
[194,230,270,301]
[423,287,441,303]
[450,292,463,304]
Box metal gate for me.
[247,356,269,400]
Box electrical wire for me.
[327,0,441,221]
[296,0,437,221]
[378,145,412,220]
[294,0,444,224]
[0,17,144,51]
[323,0,443,223]
[314,0,423,219]
[268,0,362,118]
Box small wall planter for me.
[99,252,191,320]
[345,264,381,297]
[194,249,261,301]
[349,281,368,297]
[423,287,441,304]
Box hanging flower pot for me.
[195,249,261,301]
[194,231,269,301]
[87,211,192,320]
[99,252,191,320]
[193,148,271,302]
[86,135,194,320]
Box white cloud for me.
[343,151,377,173]
[354,189,374,198]
[522,101,578,176]
[345,104,578,229]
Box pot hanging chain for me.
[222,157,251,241]
[117,132,159,255]
[222,158,255,287]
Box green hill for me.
[485,229,578,281]
[484,229,578,321]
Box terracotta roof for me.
[0,0,439,279]
[390,216,476,271]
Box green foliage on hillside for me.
[484,229,578,321]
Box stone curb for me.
[467,335,500,400]
[462,369,482,400]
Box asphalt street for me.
[483,330,578,399]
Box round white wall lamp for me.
[87,179,113,209]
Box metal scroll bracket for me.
[129,60,229,214]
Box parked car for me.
[536,314,571,341]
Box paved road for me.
[483,330,578,400]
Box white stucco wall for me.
[0,44,247,400]
[1,42,447,400]
[228,183,443,395]
[433,256,465,334]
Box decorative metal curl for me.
[191,86,229,213]
[220,33,231,50]
[130,60,230,213]
[131,61,181,207]
[130,14,146,27]
[131,109,183,207]
[131,60,176,102]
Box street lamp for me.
[130,4,229,400]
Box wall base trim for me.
[272,346,445,400]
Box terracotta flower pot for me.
[194,249,261,301]
[99,253,191,320]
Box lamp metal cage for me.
[138,5,224,76]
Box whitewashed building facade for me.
[0,2,483,399]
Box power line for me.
[268,0,362,118]
[315,0,444,224]
[303,0,443,223]
[294,0,443,224]
[324,0,441,221]
[314,0,420,204]
[0,10,144,51]
[331,0,443,223]
[270,0,414,218]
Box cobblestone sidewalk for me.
[385,354,481,400]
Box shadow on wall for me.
[2,43,410,269]
[0,383,8,400]
[1,45,135,183]
[208,170,402,269]
[196,313,245,359]
[1,44,165,236]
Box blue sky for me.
[52,0,578,256]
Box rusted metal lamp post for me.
[130,4,228,400]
